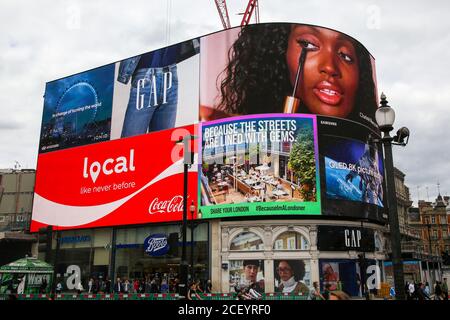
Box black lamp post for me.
[375,93,410,300]
[178,134,197,299]
[190,200,196,283]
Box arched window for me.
[273,231,309,250]
[230,232,264,251]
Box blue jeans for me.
[121,65,178,138]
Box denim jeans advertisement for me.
[110,38,200,140]
[39,38,200,154]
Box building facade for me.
[0,169,36,266]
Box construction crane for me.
[214,0,260,29]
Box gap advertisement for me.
[318,116,386,222]
[199,114,321,218]
[39,38,200,154]
[31,124,198,232]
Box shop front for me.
[213,220,317,294]
[114,222,209,290]
[53,222,210,293]
[317,225,385,297]
[54,228,113,292]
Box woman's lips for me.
[312,81,343,106]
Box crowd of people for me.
[55,274,212,295]
[404,279,448,300]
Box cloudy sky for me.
[1,0,448,206]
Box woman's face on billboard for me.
[286,25,360,118]
[277,261,294,281]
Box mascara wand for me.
[283,48,308,113]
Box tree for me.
[287,124,316,201]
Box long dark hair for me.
[217,23,377,124]
[274,259,306,282]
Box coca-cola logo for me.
[148,195,185,215]
[144,234,170,257]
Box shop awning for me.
[0,256,53,274]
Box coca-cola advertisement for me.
[31,124,198,231]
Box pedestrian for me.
[39,278,48,294]
[123,279,131,293]
[408,281,415,300]
[114,277,122,293]
[416,283,426,301]
[309,281,325,300]
[442,278,448,300]
[93,278,99,294]
[205,279,212,293]
[56,281,63,294]
[187,282,202,300]
[17,277,25,295]
[88,278,94,293]
[160,279,169,293]
[104,277,111,293]
[389,286,396,300]
[405,282,411,300]
[434,281,443,300]
[323,283,332,300]
[423,282,431,300]
[248,282,262,300]
[76,281,84,294]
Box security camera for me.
[393,127,410,145]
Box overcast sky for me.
[1,0,448,206]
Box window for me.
[230,232,264,251]
[431,216,435,224]
[273,231,309,250]
[274,239,283,250]
[0,216,5,223]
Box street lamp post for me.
[425,223,435,286]
[178,134,197,299]
[190,200,196,283]
[375,93,410,300]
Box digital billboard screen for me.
[199,114,321,218]
[33,22,386,230]
[39,38,200,154]
[318,116,385,222]
[200,23,379,132]
[31,124,198,232]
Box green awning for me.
[0,257,53,274]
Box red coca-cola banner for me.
[31,125,198,232]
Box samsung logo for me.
[320,120,337,126]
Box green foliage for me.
[288,124,316,201]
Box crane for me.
[214,0,260,29]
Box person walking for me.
[114,277,122,293]
[442,278,448,300]
[434,281,443,300]
[309,281,325,300]
[408,281,416,300]
[323,283,332,300]
[88,278,94,293]
[123,279,131,293]
[423,282,431,300]
[76,281,84,295]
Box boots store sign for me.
[30,125,198,232]
[317,226,375,252]
[144,234,170,256]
